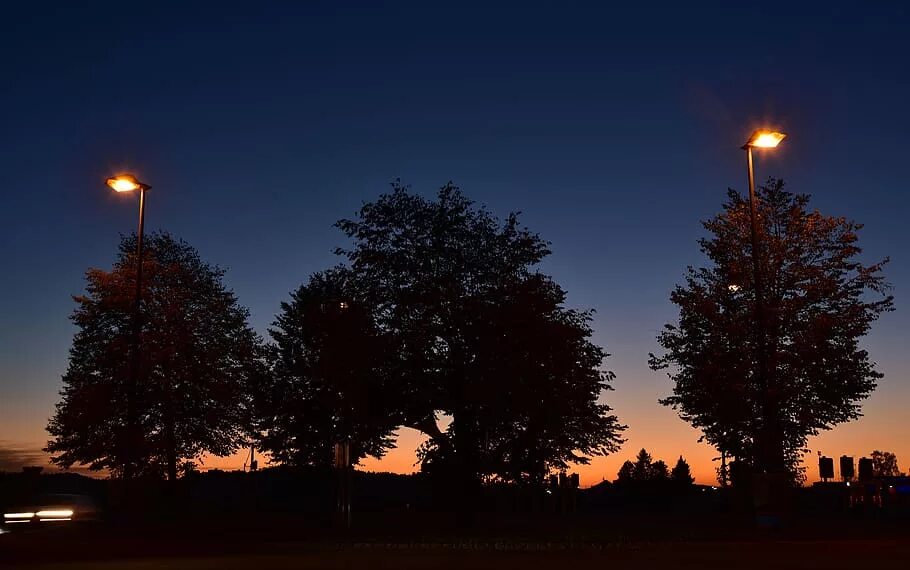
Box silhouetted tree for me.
[632,448,654,481]
[616,449,678,484]
[616,460,635,483]
[651,180,893,481]
[255,267,397,466]
[416,273,625,484]
[671,456,695,485]
[651,460,670,481]
[335,182,624,489]
[46,233,261,480]
[871,450,901,478]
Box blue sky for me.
[1,1,907,481]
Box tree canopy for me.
[614,449,688,485]
[332,181,625,484]
[255,267,398,467]
[651,180,893,480]
[871,450,901,478]
[671,456,694,485]
[46,233,262,479]
[616,460,635,483]
[416,273,625,483]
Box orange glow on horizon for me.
[13,381,907,488]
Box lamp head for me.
[744,130,787,149]
[106,174,149,192]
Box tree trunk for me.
[451,407,480,527]
[164,378,178,483]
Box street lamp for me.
[107,173,151,480]
[745,130,786,149]
[743,131,787,250]
[106,175,150,291]
[740,130,786,474]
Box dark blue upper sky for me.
[1,1,907,479]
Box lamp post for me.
[334,298,352,528]
[106,174,151,480]
[740,130,786,474]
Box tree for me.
[617,449,675,483]
[46,233,261,480]
[651,180,893,481]
[671,456,694,485]
[416,273,624,483]
[871,450,901,478]
[632,448,654,481]
[335,182,624,487]
[255,267,398,467]
[651,460,670,481]
[616,460,635,483]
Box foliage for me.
[651,460,670,480]
[335,181,624,484]
[632,448,654,481]
[46,233,261,479]
[871,450,901,477]
[416,274,625,483]
[671,456,695,485]
[615,448,677,483]
[616,460,635,483]
[651,180,893,480]
[256,267,398,466]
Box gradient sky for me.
[1,2,908,485]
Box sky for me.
[1,1,908,486]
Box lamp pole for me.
[107,174,151,480]
[740,131,786,474]
[128,185,147,480]
[745,144,769,473]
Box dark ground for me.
[10,541,910,570]
[3,471,909,568]
[3,512,909,569]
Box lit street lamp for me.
[740,130,786,474]
[106,174,151,480]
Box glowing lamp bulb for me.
[745,130,787,149]
[106,174,144,193]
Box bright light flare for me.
[36,510,73,518]
[746,130,787,149]
[4,512,35,519]
[106,174,143,192]
[39,518,72,522]
[728,284,741,293]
